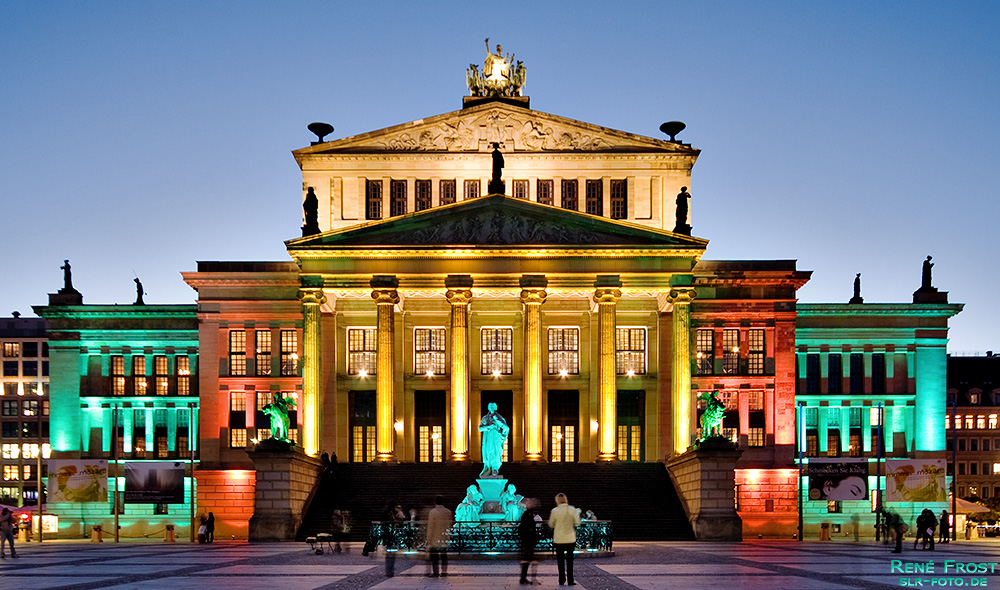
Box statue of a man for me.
[479,402,510,477]
[61,260,73,291]
[921,256,934,290]
[134,277,145,305]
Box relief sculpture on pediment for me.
[373,110,625,152]
[394,210,604,246]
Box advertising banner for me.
[885,459,947,503]
[808,462,869,500]
[47,460,108,503]
[124,462,185,504]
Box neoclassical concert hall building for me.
[34,55,961,540]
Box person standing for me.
[548,493,580,586]
[0,508,17,558]
[206,512,215,543]
[939,510,950,544]
[426,495,452,577]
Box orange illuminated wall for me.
[735,468,798,538]
[196,469,256,540]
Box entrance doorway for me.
[617,390,645,462]
[349,390,375,462]
[548,390,578,462]
[415,390,446,462]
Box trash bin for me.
[91,525,103,543]
[819,522,831,541]
[164,524,176,542]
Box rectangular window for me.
[2,465,18,481]
[3,361,17,376]
[827,354,842,394]
[826,431,841,457]
[513,179,528,200]
[415,179,432,211]
[550,424,575,462]
[464,179,480,200]
[978,415,987,430]
[748,391,764,411]
[22,342,37,358]
[2,383,16,396]
[828,501,841,513]
[229,391,246,448]
[280,330,298,376]
[255,331,271,376]
[849,353,864,393]
[547,328,580,375]
[390,179,406,216]
[2,343,19,357]
[747,428,765,447]
[22,361,37,376]
[1,400,15,416]
[230,428,247,449]
[560,179,578,210]
[229,330,246,376]
[696,329,714,375]
[536,179,553,205]
[616,327,646,375]
[806,354,820,394]
[585,179,603,216]
[21,400,38,417]
[176,356,190,396]
[365,179,382,220]
[481,327,513,375]
[132,356,147,395]
[112,355,126,395]
[414,328,446,375]
[348,328,377,375]
[610,179,627,219]
[722,329,739,375]
[971,438,979,451]
[418,425,444,463]
[439,179,456,205]
[966,415,974,429]
[871,353,885,394]
[990,414,998,429]
[0,444,17,459]
[971,462,979,476]
[746,329,765,375]
[154,355,169,395]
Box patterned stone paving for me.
[0,539,998,589]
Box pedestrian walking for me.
[548,493,580,586]
[0,507,17,558]
[519,499,540,585]
[425,495,452,577]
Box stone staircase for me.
[297,461,693,542]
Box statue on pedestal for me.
[698,390,726,440]
[466,39,525,98]
[674,187,692,235]
[479,402,510,477]
[849,273,863,304]
[263,393,296,443]
[921,256,934,290]
[302,186,319,237]
[61,260,75,292]
[134,277,145,305]
[488,142,505,194]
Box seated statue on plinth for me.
[456,484,484,523]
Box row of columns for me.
[298,275,697,461]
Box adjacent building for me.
[947,353,1000,501]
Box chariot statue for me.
[466,39,526,98]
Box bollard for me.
[164,524,176,542]
[91,524,103,543]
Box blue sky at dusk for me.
[2,2,997,351]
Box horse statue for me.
[698,390,726,440]
[263,393,296,443]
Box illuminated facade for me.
[947,353,1000,501]
[0,316,49,507]
[34,82,962,540]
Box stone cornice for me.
[797,303,964,318]
[289,247,707,260]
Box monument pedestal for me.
[247,441,323,542]
[666,439,743,541]
[477,477,507,521]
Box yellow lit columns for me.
[520,275,547,461]
[668,287,696,455]
[299,286,326,457]
[371,276,400,461]
[446,275,474,461]
[594,277,622,461]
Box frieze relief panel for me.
[370,108,637,152]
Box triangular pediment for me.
[286,194,708,250]
[293,100,698,155]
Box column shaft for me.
[521,286,546,460]
[447,286,473,461]
[595,287,621,460]
[299,288,326,457]
[669,288,696,455]
[372,284,400,461]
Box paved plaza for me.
[1,538,999,590]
